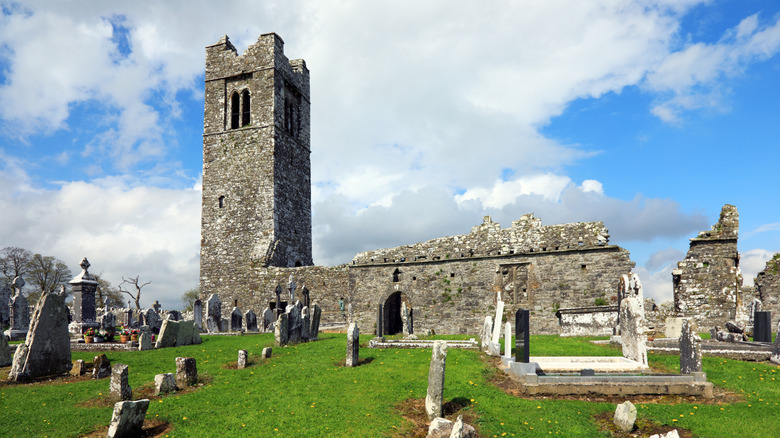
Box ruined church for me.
[199,33,771,336]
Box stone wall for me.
[753,253,780,324]
[672,205,742,328]
[556,306,618,337]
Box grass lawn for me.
[1,333,778,437]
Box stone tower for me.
[200,33,312,297]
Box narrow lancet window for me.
[230,92,240,129]
[241,90,250,126]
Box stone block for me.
[107,399,150,438]
[262,347,272,358]
[613,401,637,433]
[154,373,178,395]
[237,350,248,369]
[93,354,111,379]
[175,357,197,387]
[110,363,132,401]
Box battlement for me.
[352,214,611,265]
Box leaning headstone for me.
[613,401,637,433]
[262,347,272,358]
[346,322,359,367]
[106,399,150,438]
[480,316,493,351]
[155,318,179,348]
[237,349,248,369]
[287,305,302,344]
[245,309,258,332]
[175,357,198,387]
[310,303,322,341]
[0,333,12,367]
[205,294,222,333]
[504,322,512,358]
[491,298,505,344]
[679,319,702,374]
[8,291,71,381]
[770,321,780,365]
[262,307,274,332]
[230,306,243,332]
[93,354,111,379]
[301,306,310,341]
[193,299,203,330]
[425,340,448,420]
[753,311,772,342]
[515,309,530,363]
[275,312,289,346]
[376,303,384,338]
[110,363,132,401]
[153,373,178,395]
[138,326,152,351]
[620,295,648,367]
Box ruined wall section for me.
[673,204,742,328]
[754,253,780,319]
[201,33,312,302]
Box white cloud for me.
[741,248,775,288]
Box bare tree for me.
[119,275,151,309]
[0,247,32,288]
[25,253,72,304]
[94,274,124,309]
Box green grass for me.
[1,334,779,437]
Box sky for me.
[2,0,780,310]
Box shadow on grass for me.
[334,356,375,367]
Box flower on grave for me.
[83,328,96,337]
[118,326,131,336]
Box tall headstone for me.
[287,305,302,344]
[514,309,530,363]
[7,284,30,341]
[748,299,762,332]
[310,303,322,341]
[110,363,132,401]
[123,307,134,327]
[301,285,310,309]
[101,311,117,332]
[301,306,310,341]
[274,284,283,318]
[491,299,505,344]
[275,312,289,346]
[288,274,296,302]
[230,305,243,332]
[376,303,384,338]
[425,341,447,420]
[175,357,198,387]
[480,316,493,351]
[193,299,203,330]
[754,311,772,342]
[245,309,258,332]
[346,322,359,367]
[0,333,12,367]
[205,294,221,333]
[68,258,100,335]
[401,302,410,336]
[679,319,702,374]
[0,285,11,327]
[138,325,152,351]
[107,399,150,438]
[8,291,71,381]
[262,307,274,332]
[620,295,648,367]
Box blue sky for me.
[1,0,780,309]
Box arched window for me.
[230,92,240,129]
[241,90,251,127]
[218,196,225,208]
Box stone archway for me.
[383,291,411,335]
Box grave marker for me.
[754,311,772,342]
[515,309,530,363]
[425,340,447,420]
[346,322,359,367]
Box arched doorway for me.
[384,292,411,335]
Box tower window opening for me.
[241,90,251,126]
[230,92,240,129]
[392,268,401,282]
[218,196,225,208]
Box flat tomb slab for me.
[529,356,649,373]
[368,339,479,349]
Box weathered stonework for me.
[673,205,742,329]
[199,34,635,336]
[754,254,780,323]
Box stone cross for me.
[12,275,25,293]
[274,284,283,317]
[153,301,161,313]
[515,309,530,363]
[425,341,447,420]
[287,274,296,302]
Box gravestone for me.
[301,285,310,309]
[665,317,684,339]
[401,302,410,336]
[287,305,302,344]
[122,307,134,327]
[620,295,648,367]
[753,311,772,342]
[101,311,117,332]
[262,307,274,332]
[93,354,111,379]
[110,363,132,401]
[613,401,637,433]
[193,299,203,330]
[679,319,702,374]
[515,309,530,363]
[491,298,504,345]
[142,308,161,332]
[0,334,12,366]
[504,322,512,358]
[245,309,258,332]
[69,259,100,336]
[748,299,762,332]
[425,340,447,420]
[7,283,30,341]
[230,305,243,332]
[205,294,222,333]
[70,359,85,376]
[275,312,289,346]
[301,306,310,341]
[0,285,12,326]
[295,299,303,311]
[310,303,322,341]
[8,291,71,381]
[107,399,150,438]
[274,284,283,318]
[154,373,178,395]
[376,303,384,338]
[175,357,198,387]
[346,322,359,367]
[237,350,248,369]
[262,347,272,358]
[288,274,296,302]
[138,325,152,351]
[153,300,161,313]
[156,319,201,348]
[480,315,493,350]
[770,321,780,365]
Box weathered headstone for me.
[0,333,13,367]
[287,305,302,344]
[205,294,222,333]
[7,285,30,341]
[425,340,448,420]
[122,307,134,327]
[310,303,322,341]
[262,347,272,358]
[427,416,476,438]
[504,322,512,358]
[401,302,410,336]
[110,363,132,401]
[613,401,637,433]
[288,274,296,302]
[301,285,310,309]
[754,311,772,342]
[107,399,150,438]
[480,316,493,351]
[301,306,310,341]
[376,303,384,338]
[175,357,198,387]
[262,307,274,332]
[8,291,71,381]
[155,318,179,348]
[620,295,648,367]
[770,321,780,365]
[142,308,161,332]
[93,354,111,379]
[515,309,530,363]
[70,359,85,376]
[664,317,684,339]
[274,284,283,318]
[245,309,258,332]
[153,373,178,395]
[237,349,248,369]
[679,319,702,374]
[101,311,117,332]
[193,299,203,330]
[0,285,11,327]
[491,298,505,344]
[138,325,152,351]
[346,322,359,367]
[275,312,289,346]
[168,310,182,321]
[748,299,762,331]
[230,306,243,332]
